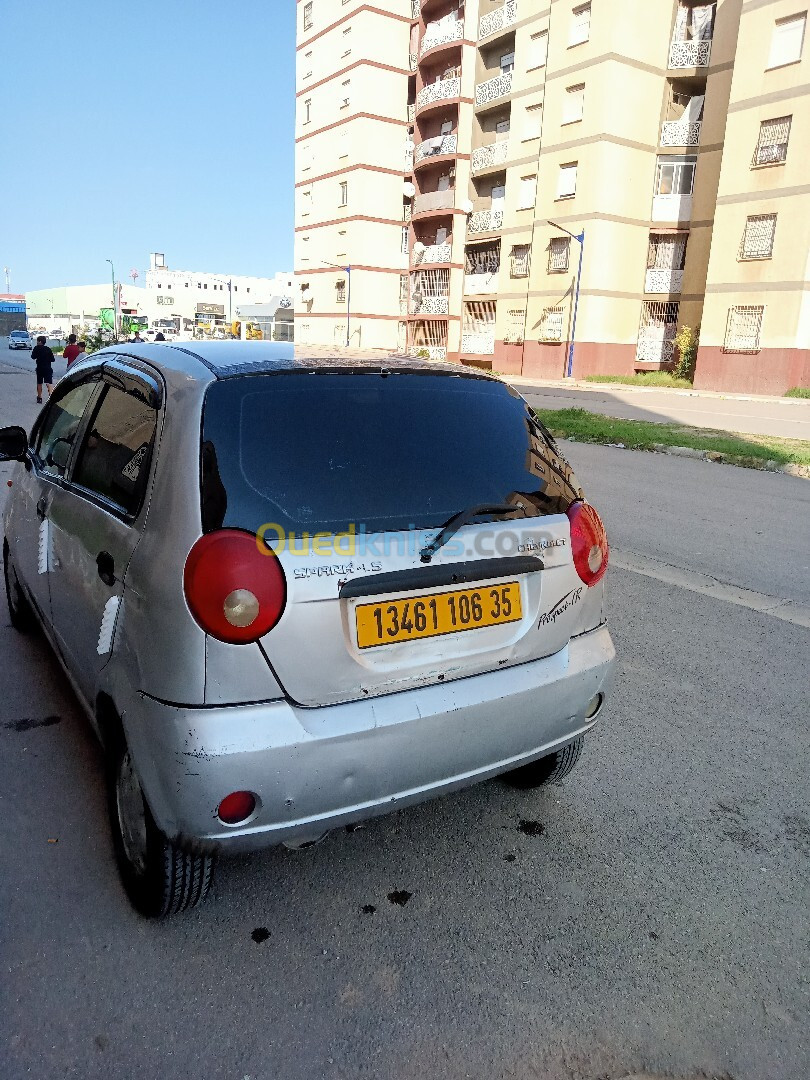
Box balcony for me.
[412,295,450,315]
[417,76,461,112]
[479,0,517,41]
[405,141,415,172]
[475,70,512,109]
[668,39,712,67]
[414,134,458,166]
[471,140,509,173]
[420,19,464,58]
[661,120,702,147]
[645,268,684,294]
[468,209,504,234]
[461,332,495,354]
[652,194,693,221]
[409,53,418,72]
[464,272,499,294]
[413,188,456,215]
[426,346,448,360]
[636,338,676,364]
[413,241,452,265]
[408,103,416,122]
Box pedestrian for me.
[132,330,144,343]
[154,332,166,341]
[63,333,81,368]
[76,340,87,361]
[31,335,55,404]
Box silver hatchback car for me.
[1,342,615,916]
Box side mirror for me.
[0,426,28,463]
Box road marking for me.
[611,549,810,629]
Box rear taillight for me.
[566,501,609,587]
[184,529,286,644]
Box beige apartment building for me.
[295,0,809,394]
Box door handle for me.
[36,496,48,521]
[96,551,116,587]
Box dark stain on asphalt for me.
[361,904,376,915]
[94,1034,109,1052]
[518,819,545,836]
[649,931,659,940]
[4,714,61,732]
[251,927,271,944]
[504,852,516,862]
[783,813,810,857]
[711,799,765,854]
[387,890,412,907]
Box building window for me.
[185,282,189,288]
[402,226,410,254]
[303,1,313,31]
[539,306,565,342]
[510,245,530,277]
[548,236,570,272]
[753,115,792,165]
[570,3,591,46]
[563,83,585,124]
[767,12,806,68]
[655,156,697,195]
[637,301,680,362]
[518,175,537,210]
[740,214,777,259]
[336,279,347,303]
[500,51,515,74]
[528,31,548,69]
[505,308,525,344]
[157,283,161,288]
[724,305,764,352]
[341,80,351,108]
[304,99,311,124]
[523,104,542,141]
[339,181,348,206]
[557,162,578,199]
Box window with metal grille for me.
[339,181,348,206]
[753,116,792,165]
[510,245,530,277]
[303,2,313,30]
[412,268,450,298]
[647,233,687,269]
[505,308,525,344]
[465,242,501,274]
[539,306,565,342]
[740,214,777,259]
[636,301,680,363]
[724,306,764,353]
[400,274,409,301]
[463,301,497,333]
[336,280,346,303]
[401,227,410,254]
[548,237,570,272]
[411,321,448,348]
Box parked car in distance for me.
[8,330,31,350]
[0,342,615,917]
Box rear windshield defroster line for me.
[200,372,581,538]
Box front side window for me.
[35,380,98,477]
[72,385,158,517]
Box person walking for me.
[63,333,81,368]
[31,336,55,404]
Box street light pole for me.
[105,258,117,339]
[547,221,585,379]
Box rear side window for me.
[72,385,158,517]
[35,380,98,477]
[201,372,579,536]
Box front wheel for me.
[107,733,215,917]
[502,736,584,790]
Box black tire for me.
[503,736,584,790]
[107,729,215,917]
[4,542,37,633]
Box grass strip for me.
[583,372,694,389]
[534,407,810,469]
[785,387,810,399]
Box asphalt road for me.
[1,363,809,1080]
[513,380,810,441]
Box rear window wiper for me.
[420,502,527,563]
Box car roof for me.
[92,341,499,385]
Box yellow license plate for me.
[355,582,522,650]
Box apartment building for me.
[295,0,809,393]
[294,0,416,350]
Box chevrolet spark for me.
[0,342,615,916]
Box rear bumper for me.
[126,624,615,852]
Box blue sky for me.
[3,0,296,294]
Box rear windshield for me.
[200,372,579,536]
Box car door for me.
[47,362,161,705]
[7,377,100,627]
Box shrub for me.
[673,325,698,382]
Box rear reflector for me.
[218,790,257,825]
[184,529,286,644]
[566,501,609,587]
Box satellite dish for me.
[300,286,312,301]
[403,182,416,198]
[413,241,426,254]
[462,199,474,215]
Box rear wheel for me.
[4,542,37,633]
[107,730,215,917]
[503,736,584,790]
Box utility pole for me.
[106,258,118,338]
[547,221,585,379]
[2,266,9,293]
